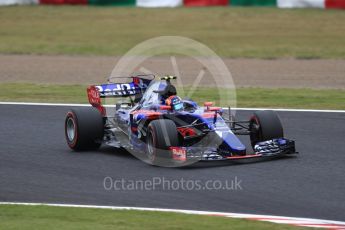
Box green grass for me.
[0,204,310,230]
[0,83,88,103]
[0,6,344,58]
[1,83,344,110]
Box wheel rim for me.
[66,117,76,142]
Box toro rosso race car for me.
[65,74,296,166]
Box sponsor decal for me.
[87,86,101,105]
[171,147,187,161]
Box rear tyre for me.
[65,107,104,151]
[249,110,283,148]
[146,119,179,165]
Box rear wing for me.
[96,76,153,98]
[87,76,154,116]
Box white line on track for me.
[1,101,345,113]
[1,202,345,229]
[0,102,90,107]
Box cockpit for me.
[139,79,194,112]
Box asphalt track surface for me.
[0,104,344,221]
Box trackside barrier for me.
[88,0,135,5]
[277,0,324,8]
[0,0,37,5]
[1,0,344,11]
[137,0,182,7]
[231,0,276,6]
[325,0,345,8]
[184,0,228,6]
[40,0,86,4]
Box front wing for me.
[170,138,297,163]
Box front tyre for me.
[146,119,179,165]
[65,107,104,151]
[249,110,283,148]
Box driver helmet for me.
[165,96,183,111]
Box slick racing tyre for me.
[249,110,284,148]
[65,107,104,151]
[146,119,179,165]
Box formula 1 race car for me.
[64,74,296,166]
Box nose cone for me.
[216,131,246,155]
